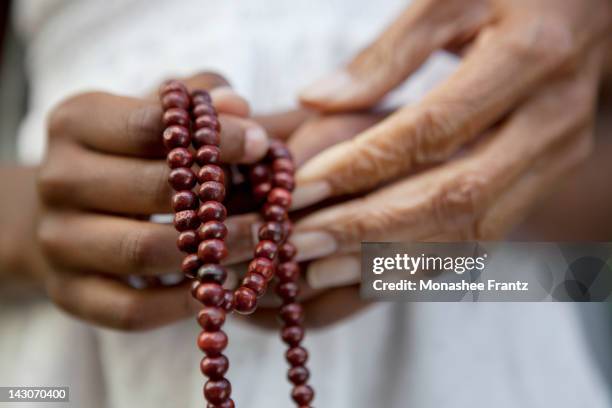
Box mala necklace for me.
[160,80,315,407]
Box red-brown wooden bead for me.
[194,283,225,306]
[193,103,216,117]
[198,239,228,263]
[288,366,309,385]
[193,127,220,147]
[263,204,287,222]
[282,326,305,347]
[196,145,221,165]
[174,210,200,231]
[286,346,308,366]
[253,182,272,201]
[161,91,190,110]
[267,140,292,160]
[242,273,267,297]
[163,107,190,127]
[159,80,188,96]
[198,201,227,222]
[198,181,226,202]
[277,261,300,282]
[198,165,225,184]
[207,399,234,408]
[197,330,228,356]
[254,240,278,260]
[200,354,229,379]
[192,89,212,104]
[197,307,226,331]
[279,242,297,262]
[247,257,275,281]
[221,290,234,312]
[195,114,220,131]
[168,167,196,190]
[182,254,201,277]
[277,281,299,301]
[233,287,257,315]
[196,264,227,285]
[198,221,228,240]
[249,164,270,184]
[167,147,194,169]
[177,230,199,253]
[268,187,292,207]
[291,385,314,405]
[273,158,295,174]
[273,172,295,191]
[258,222,284,243]
[280,303,304,325]
[204,379,231,405]
[172,191,198,212]
[163,125,190,149]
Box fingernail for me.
[291,231,337,262]
[291,181,332,210]
[307,255,361,289]
[242,126,270,163]
[299,69,354,104]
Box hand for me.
[36,72,273,330]
[293,0,612,289]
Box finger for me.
[37,211,258,276]
[306,254,361,290]
[46,271,198,330]
[48,91,266,161]
[300,0,492,110]
[295,18,582,205]
[253,109,314,140]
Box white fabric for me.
[2,0,610,407]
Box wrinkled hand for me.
[293,0,612,288]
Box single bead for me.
[174,210,200,231]
[197,307,226,331]
[277,281,299,301]
[278,242,297,262]
[182,254,201,277]
[177,230,199,253]
[252,182,272,201]
[268,187,292,208]
[207,399,234,408]
[249,164,270,185]
[172,190,198,212]
[273,172,295,191]
[197,330,228,356]
[167,147,194,168]
[193,103,217,117]
[198,201,227,222]
[162,107,190,127]
[221,290,234,312]
[288,366,309,385]
[198,181,226,202]
[198,165,225,184]
[258,222,284,243]
[281,326,305,347]
[286,346,308,366]
[196,145,221,166]
[247,257,275,281]
[194,283,225,306]
[204,379,232,405]
[277,261,300,282]
[195,114,221,131]
[192,89,212,104]
[168,167,196,190]
[161,91,190,110]
[198,221,228,240]
[262,204,287,222]
[196,264,227,285]
[254,240,278,260]
[198,239,228,263]
[190,280,201,296]
[291,385,314,405]
[273,158,295,174]
[193,127,220,148]
[200,354,229,379]
[267,140,292,160]
[242,273,267,297]
[159,80,188,96]
[233,287,257,315]
[163,125,190,149]
[279,302,304,325]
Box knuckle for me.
[413,106,458,162]
[114,297,148,331]
[433,172,487,231]
[47,92,99,139]
[36,157,70,205]
[125,103,163,151]
[120,228,157,273]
